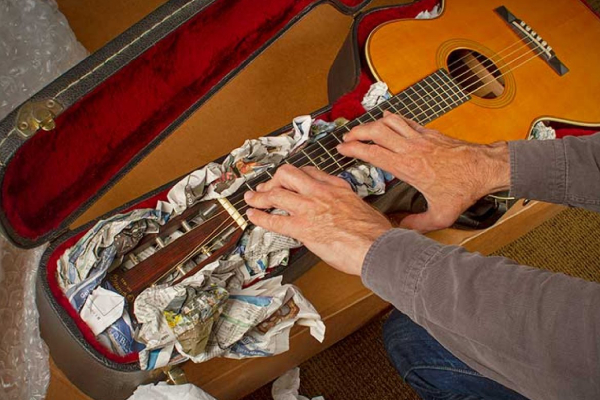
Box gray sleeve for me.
[362,229,600,400]
[510,132,600,211]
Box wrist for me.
[477,141,511,196]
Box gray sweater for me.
[362,133,600,400]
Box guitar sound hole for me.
[447,49,505,99]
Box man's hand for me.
[337,112,511,232]
[244,165,392,276]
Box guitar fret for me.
[415,82,440,118]
[302,149,318,167]
[317,140,342,168]
[394,93,417,120]
[429,73,457,109]
[384,100,400,114]
[439,69,469,103]
[436,72,461,105]
[402,89,429,124]
[423,76,451,113]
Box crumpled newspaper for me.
[361,82,391,111]
[134,255,324,370]
[57,209,169,311]
[529,121,556,140]
[416,4,441,20]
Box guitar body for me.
[366,0,600,143]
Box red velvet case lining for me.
[43,0,441,365]
[2,0,369,243]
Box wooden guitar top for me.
[367,0,600,144]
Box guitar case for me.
[0,0,598,399]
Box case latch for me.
[15,99,63,138]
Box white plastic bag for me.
[127,382,217,400]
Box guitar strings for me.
[444,36,537,94]
[151,41,548,282]
[445,35,536,74]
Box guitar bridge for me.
[495,6,569,76]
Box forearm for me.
[509,133,600,211]
[363,229,600,400]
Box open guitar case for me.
[0,0,598,399]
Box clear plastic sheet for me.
[0,0,88,121]
[0,0,87,399]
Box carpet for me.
[242,207,600,400]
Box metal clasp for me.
[15,99,63,138]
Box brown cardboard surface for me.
[57,0,167,53]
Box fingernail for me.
[246,208,255,217]
[342,134,348,141]
[244,191,255,201]
[256,183,264,191]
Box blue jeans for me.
[383,310,529,400]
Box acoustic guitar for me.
[109,0,600,303]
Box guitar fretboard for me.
[229,69,470,206]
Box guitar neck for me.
[228,68,470,205]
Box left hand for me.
[243,164,392,276]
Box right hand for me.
[336,112,511,232]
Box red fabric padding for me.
[41,0,440,364]
[3,0,375,242]
[552,121,600,139]
[46,191,167,364]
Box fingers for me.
[244,188,307,213]
[343,120,405,151]
[341,112,422,157]
[336,141,395,172]
[246,208,295,238]
[300,166,350,189]
[381,111,424,135]
[256,164,317,194]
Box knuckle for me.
[277,164,295,176]
[301,165,318,173]
[269,188,286,200]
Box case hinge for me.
[15,99,63,138]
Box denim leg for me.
[383,310,529,400]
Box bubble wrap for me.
[0,0,87,399]
[0,0,88,121]
[0,240,48,400]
